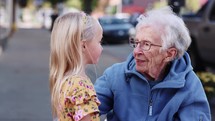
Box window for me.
[122,0,133,5]
[209,2,215,21]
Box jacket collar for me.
[124,52,193,89]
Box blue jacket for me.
[94,52,211,121]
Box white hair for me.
[136,6,191,58]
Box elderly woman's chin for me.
[136,66,146,73]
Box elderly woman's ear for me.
[165,47,177,62]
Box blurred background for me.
[0,0,214,120]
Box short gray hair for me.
[136,6,191,58]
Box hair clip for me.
[81,12,87,26]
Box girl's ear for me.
[81,41,86,51]
[82,44,85,48]
[165,47,177,62]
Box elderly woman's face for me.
[133,26,168,75]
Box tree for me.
[46,0,67,8]
[18,0,28,8]
[82,0,92,14]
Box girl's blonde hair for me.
[49,12,97,117]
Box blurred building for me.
[0,0,14,53]
[123,0,159,13]
[110,0,159,14]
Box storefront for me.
[0,0,13,52]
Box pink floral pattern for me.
[58,75,100,121]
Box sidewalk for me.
[0,28,52,120]
[0,28,214,120]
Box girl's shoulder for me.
[65,75,91,84]
[61,75,98,104]
[62,75,94,92]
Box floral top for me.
[58,75,101,121]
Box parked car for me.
[129,12,142,27]
[99,14,135,44]
[182,0,215,71]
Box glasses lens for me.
[129,37,136,48]
[143,41,150,51]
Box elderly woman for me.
[94,7,211,121]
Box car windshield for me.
[99,17,129,24]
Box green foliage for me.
[82,0,93,13]
[18,0,28,8]
[65,0,82,10]
[186,0,201,12]
[46,0,67,8]
[153,0,168,9]
[46,0,57,7]
[45,0,98,12]
[106,6,117,14]
[197,72,215,100]
[42,1,52,8]
[91,0,98,10]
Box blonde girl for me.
[50,12,103,121]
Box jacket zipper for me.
[148,89,153,116]
[149,98,153,116]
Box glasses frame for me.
[129,37,162,51]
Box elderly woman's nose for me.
[134,46,143,54]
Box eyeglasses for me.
[129,37,162,51]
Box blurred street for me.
[0,28,52,120]
[1,28,214,120]
[1,0,214,120]
[0,28,132,120]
